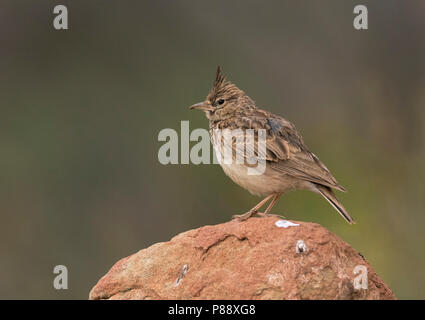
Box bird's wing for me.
[264,115,346,192]
[268,152,346,192]
[215,112,346,192]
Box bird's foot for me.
[256,212,286,219]
[232,209,258,221]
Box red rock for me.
[89,217,396,300]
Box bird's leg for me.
[232,194,274,221]
[257,193,285,218]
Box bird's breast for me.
[211,137,304,196]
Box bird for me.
[189,66,354,224]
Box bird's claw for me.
[232,210,258,221]
[256,212,286,219]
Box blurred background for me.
[0,0,424,299]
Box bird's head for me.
[189,66,255,121]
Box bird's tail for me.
[315,184,355,224]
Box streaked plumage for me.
[190,67,354,224]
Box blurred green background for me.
[1,1,424,299]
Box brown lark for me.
[189,67,354,224]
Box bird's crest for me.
[213,66,226,90]
[208,66,243,103]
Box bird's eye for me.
[218,99,225,105]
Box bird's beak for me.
[189,102,214,112]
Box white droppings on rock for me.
[275,220,300,228]
[174,264,188,287]
[296,240,307,253]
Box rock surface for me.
[89,217,396,300]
